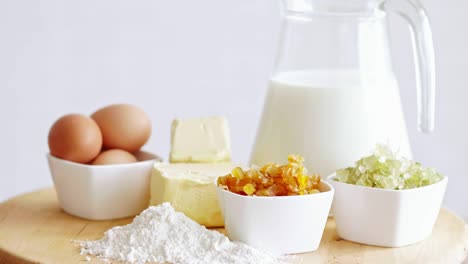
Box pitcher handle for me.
[384,0,436,133]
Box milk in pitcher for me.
[250,70,412,176]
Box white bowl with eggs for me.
[328,173,448,247]
[47,104,157,220]
[48,151,162,220]
[216,180,334,255]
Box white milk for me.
[250,70,411,176]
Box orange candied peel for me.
[217,154,321,196]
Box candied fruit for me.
[217,154,321,196]
[243,183,256,195]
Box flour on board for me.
[76,203,289,264]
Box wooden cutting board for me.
[0,188,466,264]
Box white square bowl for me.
[47,151,161,220]
[327,173,448,247]
[216,181,334,255]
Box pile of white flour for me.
[77,203,289,264]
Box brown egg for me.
[91,149,138,165]
[91,104,151,152]
[48,114,103,163]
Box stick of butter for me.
[150,163,237,227]
[170,116,231,163]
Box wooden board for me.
[0,188,466,264]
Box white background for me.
[0,0,467,221]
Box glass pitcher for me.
[250,0,436,176]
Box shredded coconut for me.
[76,203,290,264]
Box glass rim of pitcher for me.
[281,0,388,19]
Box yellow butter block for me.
[170,117,232,163]
[150,163,237,227]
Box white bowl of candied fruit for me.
[328,145,447,247]
[216,155,334,255]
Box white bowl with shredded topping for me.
[328,173,448,247]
